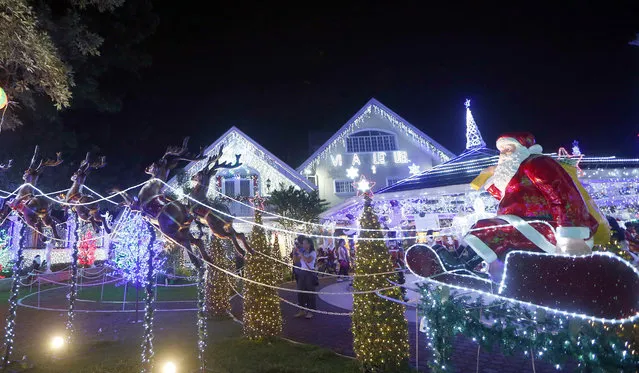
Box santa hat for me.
[496,132,543,154]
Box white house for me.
[166,126,316,221]
[297,98,455,207]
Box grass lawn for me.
[27,336,363,373]
[77,282,198,302]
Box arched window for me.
[346,130,398,153]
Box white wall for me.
[310,114,444,207]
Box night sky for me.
[6,2,639,189]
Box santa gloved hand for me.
[556,237,592,256]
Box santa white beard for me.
[492,147,530,195]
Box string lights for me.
[205,238,232,318]
[141,221,158,372]
[299,100,453,175]
[351,191,409,372]
[196,256,207,372]
[1,224,24,368]
[65,213,80,342]
[242,204,282,340]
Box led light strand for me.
[404,245,639,325]
[140,221,157,372]
[1,224,23,368]
[65,212,80,343]
[196,260,207,372]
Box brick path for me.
[230,277,573,373]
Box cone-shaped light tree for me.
[271,233,286,283]
[243,195,282,340]
[351,176,409,372]
[206,238,232,318]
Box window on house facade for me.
[386,177,402,187]
[346,130,398,153]
[222,177,254,197]
[306,175,317,186]
[334,180,355,194]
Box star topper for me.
[248,194,267,210]
[353,175,375,197]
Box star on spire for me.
[464,99,486,149]
[353,175,375,197]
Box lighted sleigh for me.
[405,241,639,324]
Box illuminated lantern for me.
[0,87,7,110]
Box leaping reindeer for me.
[189,146,250,258]
[0,146,63,239]
[62,153,110,233]
[113,137,213,267]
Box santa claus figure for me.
[442,132,599,280]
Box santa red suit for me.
[463,133,599,264]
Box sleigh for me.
[405,245,639,324]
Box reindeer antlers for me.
[80,153,107,171]
[0,159,12,171]
[164,137,190,158]
[38,152,63,170]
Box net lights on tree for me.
[242,198,282,340]
[1,224,24,369]
[351,186,409,371]
[205,238,232,318]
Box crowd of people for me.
[289,233,410,319]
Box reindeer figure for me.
[113,137,213,267]
[63,153,110,233]
[189,145,250,258]
[0,146,63,239]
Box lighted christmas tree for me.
[110,212,165,287]
[271,233,285,283]
[205,237,232,318]
[351,176,409,372]
[78,230,97,267]
[242,195,282,340]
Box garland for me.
[419,285,639,372]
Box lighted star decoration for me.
[408,163,421,175]
[352,175,375,197]
[248,194,267,210]
[346,166,359,179]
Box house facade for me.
[166,126,316,220]
[297,99,454,207]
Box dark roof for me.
[378,148,639,195]
[377,147,499,194]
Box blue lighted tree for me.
[110,211,165,287]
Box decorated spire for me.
[465,99,486,149]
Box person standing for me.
[291,235,305,317]
[336,239,350,282]
[296,237,317,319]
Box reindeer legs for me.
[41,214,61,240]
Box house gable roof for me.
[296,98,456,174]
[167,126,315,192]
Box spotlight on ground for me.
[50,336,65,350]
[161,361,177,373]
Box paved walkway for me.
[230,277,571,373]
